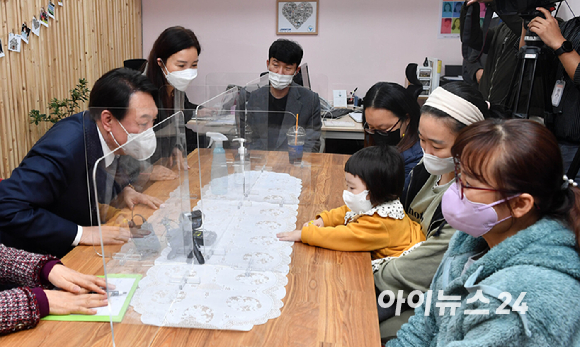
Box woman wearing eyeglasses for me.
[362,82,423,187]
[387,119,580,346]
[374,82,504,338]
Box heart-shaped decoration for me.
[33,19,40,30]
[282,2,313,30]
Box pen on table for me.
[353,87,358,95]
[108,291,128,297]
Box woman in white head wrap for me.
[374,82,500,338]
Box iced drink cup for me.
[287,126,306,164]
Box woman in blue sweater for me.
[387,119,580,346]
[362,82,423,188]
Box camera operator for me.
[462,0,523,107]
[461,15,502,87]
[529,7,580,182]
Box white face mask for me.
[162,61,197,92]
[422,151,455,175]
[269,71,293,90]
[343,190,373,214]
[110,121,157,161]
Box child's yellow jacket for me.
[301,200,425,260]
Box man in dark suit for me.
[0,68,162,257]
[244,39,321,152]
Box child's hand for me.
[302,217,324,228]
[277,229,302,242]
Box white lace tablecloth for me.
[127,170,301,330]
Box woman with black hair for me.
[374,82,500,337]
[362,82,423,187]
[277,145,425,260]
[145,26,201,157]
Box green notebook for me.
[42,273,141,322]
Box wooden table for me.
[5,151,380,347]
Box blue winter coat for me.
[388,218,580,347]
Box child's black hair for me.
[344,145,405,206]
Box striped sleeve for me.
[0,287,41,335]
[0,244,58,288]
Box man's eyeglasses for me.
[364,118,401,136]
[453,160,508,200]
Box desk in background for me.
[6,151,380,347]
[321,115,364,153]
[188,116,365,154]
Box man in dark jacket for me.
[460,1,522,107]
[244,39,322,152]
[0,68,162,257]
[529,8,580,182]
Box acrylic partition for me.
[84,107,204,346]
[82,73,322,345]
[185,78,319,329]
[201,72,265,102]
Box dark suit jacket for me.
[0,112,118,257]
[245,83,321,152]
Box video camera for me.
[494,0,563,17]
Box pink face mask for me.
[441,182,516,238]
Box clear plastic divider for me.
[84,72,324,345]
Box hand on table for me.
[48,264,109,294]
[168,147,189,170]
[195,107,216,118]
[123,186,163,210]
[277,229,302,242]
[302,217,324,228]
[79,226,131,245]
[44,290,108,315]
[149,165,179,181]
[528,7,565,50]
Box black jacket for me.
[547,17,580,144]
[0,113,126,257]
[460,8,522,107]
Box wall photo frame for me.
[439,0,465,38]
[277,0,318,35]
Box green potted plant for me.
[29,78,90,125]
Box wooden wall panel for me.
[0,0,142,178]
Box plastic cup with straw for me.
[287,113,306,164]
[295,114,299,145]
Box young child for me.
[277,145,425,259]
